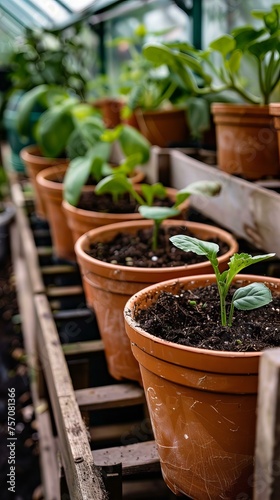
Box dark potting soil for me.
[87,225,229,268]
[77,191,174,214]
[134,284,280,352]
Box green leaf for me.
[17,84,49,135]
[95,174,132,197]
[209,35,236,56]
[185,97,210,139]
[175,181,221,207]
[63,156,92,206]
[227,50,242,74]
[139,205,180,221]
[232,27,266,50]
[170,235,219,262]
[248,36,280,59]
[35,103,75,157]
[226,252,275,286]
[232,282,273,310]
[118,125,150,164]
[101,126,123,143]
[141,183,167,206]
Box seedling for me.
[139,181,221,250]
[170,235,275,326]
[64,123,150,206]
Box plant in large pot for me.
[36,124,150,260]
[74,182,238,383]
[124,234,279,499]
[143,3,280,179]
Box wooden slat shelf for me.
[7,165,168,500]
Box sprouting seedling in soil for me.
[139,181,221,251]
[170,234,275,326]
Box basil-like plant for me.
[63,124,151,206]
[142,4,280,136]
[170,234,275,326]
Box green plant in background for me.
[109,23,181,120]
[16,84,104,158]
[7,23,96,98]
[170,234,275,326]
[142,3,280,136]
[63,124,151,206]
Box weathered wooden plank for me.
[41,264,77,275]
[93,441,160,476]
[10,223,60,500]
[53,309,93,320]
[37,246,53,257]
[170,149,280,256]
[35,293,107,499]
[10,183,45,293]
[46,285,84,297]
[62,340,104,356]
[75,384,145,411]
[254,348,280,500]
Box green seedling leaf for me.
[118,125,150,164]
[227,49,242,74]
[248,36,280,59]
[95,173,133,199]
[139,205,179,221]
[63,156,92,206]
[115,153,143,175]
[232,282,273,310]
[232,27,266,50]
[101,125,123,143]
[175,181,221,206]
[141,183,167,206]
[226,252,276,286]
[170,234,219,261]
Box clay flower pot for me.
[62,184,183,247]
[124,273,280,499]
[135,108,189,147]
[74,220,238,383]
[211,103,279,180]
[36,165,145,261]
[93,97,123,128]
[20,145,69,219]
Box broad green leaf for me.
[175,181,221,207]
[63,156,92,206]
[139,205,180,221]
[71,103,101,121]
[185,97,210,139]
[170,235,219,262]
[209,35,236,57]
[232,282,273,310]
[248,36,280,58]
[34,103,75,157]
[17,84,49,135]
[141,183,167,206]
[95,173,132,197]
[232,27,265,50]
[118,125,150,164]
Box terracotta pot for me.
[74,220,238,383]
[20,145,69,219]
[62,184,184,247]
[269,103,280,164]
[211,103,279,180]
[135,108,189,147]
[36,165,77,261]
[124,273,280,499]
[93,98,123,128]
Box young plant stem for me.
[152,220,161,251]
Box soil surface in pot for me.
[87,226,229,268]
[134,284,280,352]
[78,191,173,214]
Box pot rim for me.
[211,102,270,115]
[20,144,69,163]
[124,273,280,360]
[74,219,238,278]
